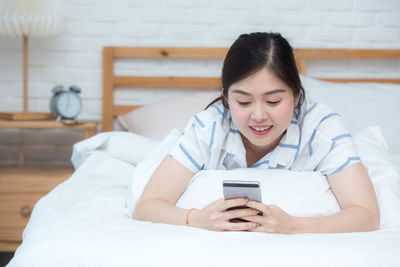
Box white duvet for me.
[7,128,400,267]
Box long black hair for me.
[206,32,305,111]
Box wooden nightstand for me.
[0,120,98,139]
[0,166,73,252]
[0,119,98,252]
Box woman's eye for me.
[238,101,251,106]
[267,100,281,105]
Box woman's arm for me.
[133,155,260,231]
[133,155,195,225]
[244,162,380,234]
[298,162,380,233]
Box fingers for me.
[241,215,263,223]
[238,201,267,223]
[220,221,260,231]
[221,198,259,218]
[246,200,266,212]
[227,207,260,219]
[222,198,248,210]
[211,199,278,232]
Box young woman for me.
[133,32,379,234]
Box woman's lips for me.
[249,125,273,136]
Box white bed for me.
[7,128,400,267]
[7,47,400,266]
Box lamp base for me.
[0,112,54,121]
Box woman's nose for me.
[251,103,268,122]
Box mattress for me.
[8,131,400,267]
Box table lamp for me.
[0,0,63,120]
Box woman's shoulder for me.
[300,100,350,139]
[180,103,234,149]
[190,103,228,129]
[301,99,336,118]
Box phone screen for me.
[223,180,263,221]
[223,180,262,202]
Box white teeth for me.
[252,125,271,131]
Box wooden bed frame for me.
[102,47,400,132]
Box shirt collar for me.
[223,108,248,168]
[271,99,309,168]
[271,120,300,168]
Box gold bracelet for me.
[185,208,196,225]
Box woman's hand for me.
[242,201,300,234]
[189,198,261,231]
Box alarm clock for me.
[50,85,83,121]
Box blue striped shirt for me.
[169,100,360,176]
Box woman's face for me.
[226,67,298,154]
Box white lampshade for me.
[0,0,63,118]
[0,0,63,37]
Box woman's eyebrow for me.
[231,89,287,96]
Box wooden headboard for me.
[102,47,400,132]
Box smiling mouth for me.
[249,125,273,135]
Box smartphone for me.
[223,180,262,202]
[223,180,262,222]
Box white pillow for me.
[176,169,340,218]
[353,126,400,229]
[71,131,157,169]
[127,126,400,229]
[118,91,220,141]
[301,75,400,168]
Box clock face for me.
[56,92,82,119]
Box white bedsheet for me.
[8,137,400,267]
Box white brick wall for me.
[0,0,399,166]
